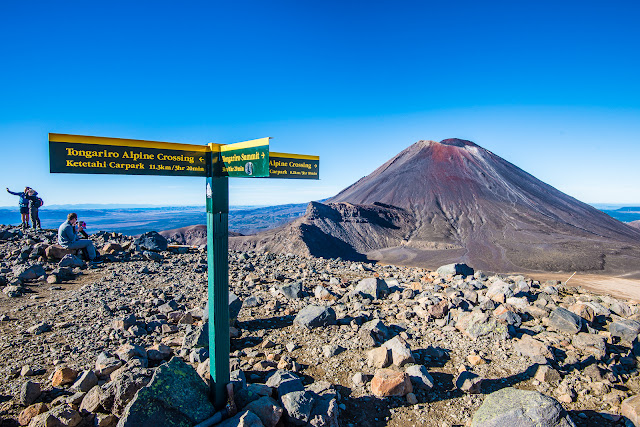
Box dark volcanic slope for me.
[232,139,640,274]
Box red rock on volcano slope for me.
[231,139,640,275]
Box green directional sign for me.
[49,133,211,177]
[219,137,269,178]
[269,152,319,179]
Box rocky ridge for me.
[1,225,640,426]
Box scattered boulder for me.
[405,365,434,390]
[436,263,474,277]
[471,387,576,427]
[136,231,168,252]
[16,264,46,282]
[456,371,483,394]
[51,367,78,387]
[609,319,640,342]
[17,402,48,426]
[118,357,216,426]
[354,278,389,300]
[548,307,583,334]
[58,254,85,268]
[278,281,303,299]
[370,369,413,397]
[45,245,78,260]
[281,390,315,426]
[293,305,336,329]
[19,381,41,406]
[381,336,415,366]
[244,396,283,427]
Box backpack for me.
[34,197,43,208]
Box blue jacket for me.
[7,189,35,208]
[58,220,78,247]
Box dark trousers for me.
[30,208,40,228]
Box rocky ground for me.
[1,225,640,426]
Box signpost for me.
[49,133,211,177]
[269,152,319,179]
[48,133,319,409]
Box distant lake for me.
[0,204,637,236]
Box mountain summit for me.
[231,139,640,275]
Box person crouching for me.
[58,212,98,261]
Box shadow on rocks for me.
[238,314,295,332]
[568,409,624,427]
[412,346,451,368]
[339,394,394,427]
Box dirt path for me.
[528,272,640,302]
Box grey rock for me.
[266,370,304,397]
[136,231,168,252]
[471,387,576,427]
[456,371,483,394]
[19,380,41,406]
[548,307,582,334]
[26,322,51,335]
[405,365,434,390]
[279,281,303,299]
[322,344,344,358]
[110,368,154,417]
[609,319,640,342]
[244,396,283,427]
[436,263,474,277]
[51,266,76,281]
[381,336,414,366]
[354,278,389,300]
[293,305,336,329]
[58,254,85,268]
[142,251,163,262]
[17,264,46,281]
[230,370,247,393]
[571,333,606,359]
[72,370,98,392]
[189,347,209,364]
[456,310,508,340]
[359,319,393,346]
[182,322,209,349]
[281,390,315,426]
[117,357,215,426]
[496,310,522,327]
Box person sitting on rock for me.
[6,187,35,229]
[58,212,98,261]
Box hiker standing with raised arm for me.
[6,187,35,229]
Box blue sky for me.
[1,1,639,207]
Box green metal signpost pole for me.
[206,148,230,409]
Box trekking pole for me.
[565,271,577,286]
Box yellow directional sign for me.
[49,133,215,177]
[269,152,319,179]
